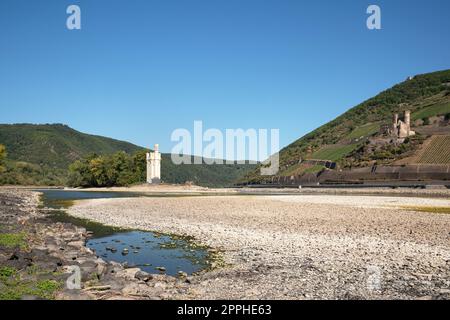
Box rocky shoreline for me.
[0,188,197,300]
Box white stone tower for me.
[146,144,161,184]
[404,110,411,137]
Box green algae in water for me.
[88,231,209,276]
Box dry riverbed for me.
[68,193,450,300]
[0,188,194,300]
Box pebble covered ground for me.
[68,194,450,300]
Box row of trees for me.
[68,150,255,188]
[67,150,147,187]
[0,145,145,186]
[1,146,253,187]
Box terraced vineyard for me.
[417,135,450,164]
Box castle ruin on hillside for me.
[380,110,416,141]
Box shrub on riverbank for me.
[67,151,143,187]
[0,161,65,186]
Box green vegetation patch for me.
[303,165,326,174]
[279,163,306,176]
[0,232,27,249]
[412,101,450,120]
[278,163,326,177]
[308,144,360,161]
[0,160,67,186]
[0,124,141,170]
[48,199,75,208]
[0,266,62,300]
[402,206,450,215]
[0,266,17,282]
[345,123,380,140]
[0,279,61,300]
[0,144,6,173]
[35,279,61,298]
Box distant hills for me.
[244,69,450,184]
[2,69,450,187]
[0,124,141,169]
[0,124,255,187]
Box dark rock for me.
[80,260,99,281]
[31,248,50,260]
[8,253,19,260]
[135,271,153,282]
[8,252,33,269]
[0,253,9,265]
[155,266,166,272]
[21,295,43,300]
[107,262,124,274]
[33,261,59,273]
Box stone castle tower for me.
[390,110,415,139]
[146,144,161,184]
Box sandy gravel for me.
[68,194,450,300]
[67,184,450,198]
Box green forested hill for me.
[0,124,141,169]
[161,155,255,187]
[0,124,255,187]
[244,69,450,183]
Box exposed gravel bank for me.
[68,194,450,300]
[245,187,450,198]
[0,188,193,300]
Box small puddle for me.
[38,189,211,276]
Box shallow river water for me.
[38,189,210,276]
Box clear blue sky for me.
[1,0,449,155]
